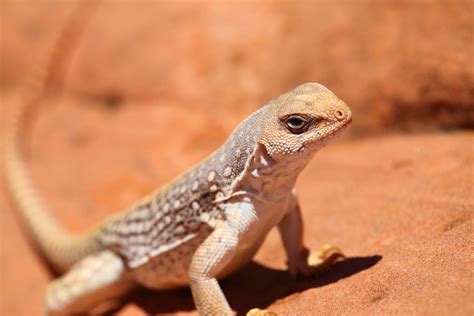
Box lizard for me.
[3,2,352,315]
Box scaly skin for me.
[3,2,352,315]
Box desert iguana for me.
[3,2,352,315]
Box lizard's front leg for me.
[189,201,261,315]
[278,192,345,276]
[189,222,238,315]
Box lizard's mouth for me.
[332,119,352,137]
[297,121,351,155]
[314,119,352,147]
[345,116,353,127]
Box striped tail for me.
[3,0,104,273]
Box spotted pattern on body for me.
[100,106,267,269]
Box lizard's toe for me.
[308,244,345,273]
[247,308,278,316]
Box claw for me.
[247,308,278,316]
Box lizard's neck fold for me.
[233,143,302,204]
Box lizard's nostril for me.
[335,110,345,121]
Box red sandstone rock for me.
[1,119,472,314]
[0,2,472,315]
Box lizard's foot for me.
[247,308,278,316]
[288,245,345,277]
[308,244,345,274]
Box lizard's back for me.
[100,105,268,288]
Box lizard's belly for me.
[130,232,208,290]
[217,230,269,279]
[129,223,272,290]
[128,199,286,290]
[129,229,267,290]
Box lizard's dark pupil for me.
[286,116,308,134]
[288,118,304,128]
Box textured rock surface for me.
[1,1,473,315]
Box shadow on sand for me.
[124,255,382,315]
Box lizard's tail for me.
[3,0,103,273]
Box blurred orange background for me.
[1,1,472,315]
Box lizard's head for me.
[259,82,352,165]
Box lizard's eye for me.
[284,115,309,134]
